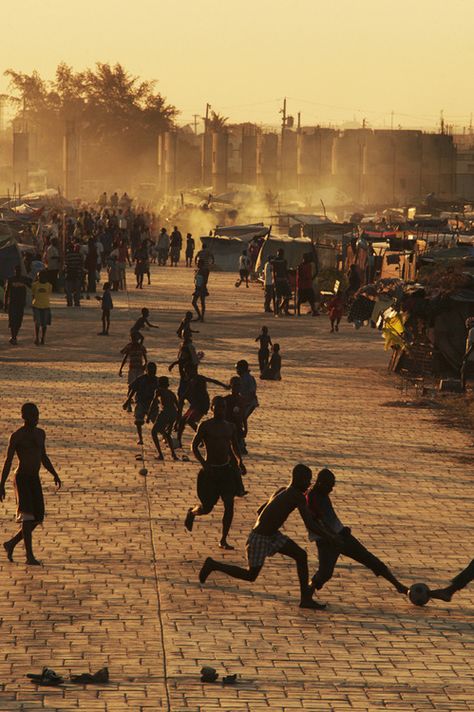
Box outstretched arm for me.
[204,377,229,389]
[145,319,159,329]
[0,434,17,498]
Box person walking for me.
[1,403,62,566]
[31,271,52,346]
[4,266,28,345]
[185,233,195,267]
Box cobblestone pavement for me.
[0,266,472,712]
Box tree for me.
[4,62,177,187]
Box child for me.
[96,282,113,335]
[131,307,159,344]
[122,362,159,445]
[149,376,179,461]
[327,292,344,333]
[224,376,248,455]
[177,311,199,341]
[260,343,282,381]
[119,331,148,384]
[255,325,272,374]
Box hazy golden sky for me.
[2,0,474,130]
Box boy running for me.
[185,396,245,549]
[122,362,159,445]
[149,376,179,461]
[119,331,147,384]
[198,464,327,609]
[306,469,408,595]
[131,308,159,344]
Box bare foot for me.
[137,439,144,445]
[397,583,409,595]
[3,541,14,562]
[219,541,234,550]
[184,508,195,532]
[155,454,164,461]
[26,556,42,566]
[430,587,454,602]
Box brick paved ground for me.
[0,266,472,712]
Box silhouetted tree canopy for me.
[5,62,177,185]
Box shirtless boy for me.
[185,396,245,549]
[1,403,61,565]
[198,464,328,609]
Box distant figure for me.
[96,281,113,335]
[177,311,199,341]
[260,343,282,381]
[192,260,209,322]
[31,271,52,346]
[170,226,182,266]
[255,326,272,375]
[194,243,214,269]
[122,362,159,445]
[327,292,344,333]
[119,331,148,384]
[131,307,159,344]
[157,228,170,266]
[98,191,107,208]
[235,249,251,288]
[235,359,258,419]
[110,192,119,208]
[45,238,60,291]
[296,253,318,316]
[185,233,195,267]
[1,403,62,566]
[150,376,179,461]
[272,248,291,316]
[5,265,28,345]
[263,255,275,313]
[198,464,327,609]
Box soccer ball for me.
[139,467,148,476]
[408,583,430,607]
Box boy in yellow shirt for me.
[31,271,52,345]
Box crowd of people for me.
[0,196,471,612]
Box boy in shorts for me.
[149,376,179,461]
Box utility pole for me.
[440,109,445,134]
[297,112,301,131]
[192,113,200,135]
[280,97,287,133]
[204,103,211,133]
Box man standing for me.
[157,227,170,266]
[296,253,318,316]
[185,233,195,267]
[64,244,84,307]
[4,265,28,345]
[170,226,182,267]
[185,396,245,550]
[45,238,60,292]
[272,248,291,315]
[1,403,61,566]
[198,464,327,610]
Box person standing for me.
[192,260,208,322]
[185,396,246,550]
[170,226,182,267]
[64,244,84,307]
[272,248,291,316]
[4,266,28,345]
[1,403,62,566]
[31,271,52,346]
[96,282,113,335]
[157,227,170,266]
[296,253,318,316]
[185,233,195,267]
[263,255,274,313]
[235,250,251,288]
[255,326,272,375]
